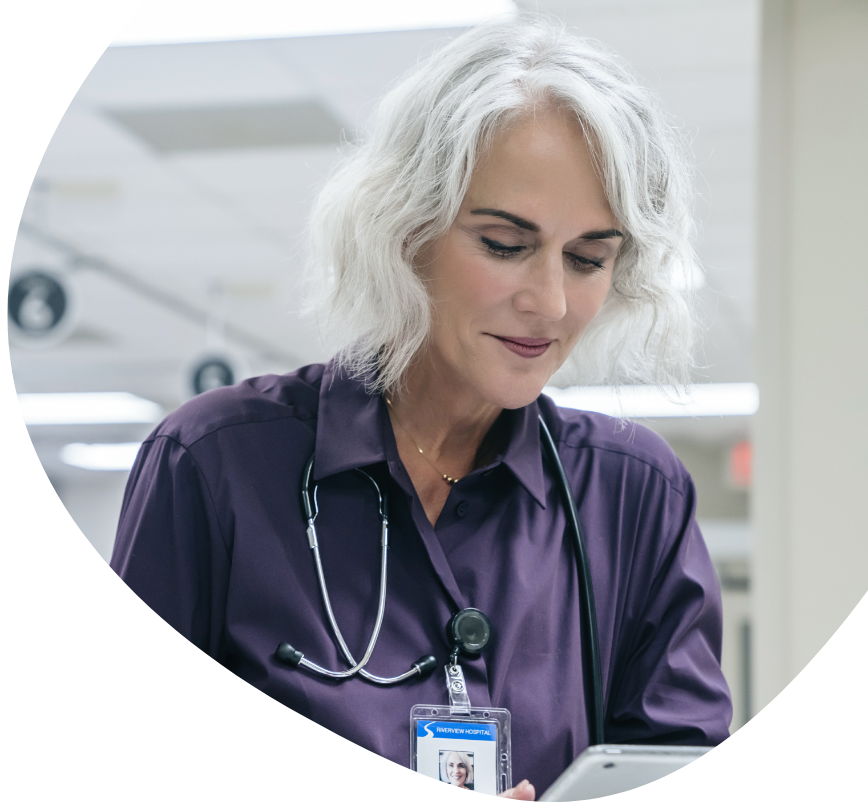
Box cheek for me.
[564,278,612,337]
[463,267,511,317]
[432,254,513,324]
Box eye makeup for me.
[480,236,525,257]
[480,235,608,274]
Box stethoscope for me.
[275,414,605,745]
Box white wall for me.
[754,0,868,709]
[59,474,128,563]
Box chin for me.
[481,373,550,410]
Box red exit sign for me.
[729,440,752,489]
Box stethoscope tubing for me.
[305,522,388,679]
[302,458,423,684]
[538,414,605,746]
[292,414,606,744]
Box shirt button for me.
[456,501,469,518]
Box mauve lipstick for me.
[490,334,552,358]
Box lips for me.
[490,334,552,358]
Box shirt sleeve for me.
[110,434,231,662]
[605,471,733,745]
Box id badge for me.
[410,664,512,795]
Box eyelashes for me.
[565,253,606,273]
[480,236,524,258]
[480,236,606,272]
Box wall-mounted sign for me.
[185,348,248,396]
[8,268,77,347]
[190,355,236,396]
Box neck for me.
[386,354,502,475]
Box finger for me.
[498,779,536,800]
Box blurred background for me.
[9,0,867,739]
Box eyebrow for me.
[469,208,623,240]
[470,208,539,232]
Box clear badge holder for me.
[410,664,512,795]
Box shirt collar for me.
[496,400,547,509]
[314,358,388,480]
[314,358,547,508]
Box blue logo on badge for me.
[416,720,496,741]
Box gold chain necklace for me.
[385,397,461,485]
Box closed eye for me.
[481,236,525,257]
[483,236,607,273]
[565,252,606,273]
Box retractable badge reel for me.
[410,608,512,795]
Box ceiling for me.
[11,0,759,459]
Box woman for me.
[441,752,474,790]
[111,16,732,801]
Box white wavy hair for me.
[306,15,699,393]
[440,750,474,785]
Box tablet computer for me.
[539,744,712,802]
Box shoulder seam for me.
[144,434,235,558]
[153,412,317,452]
[554,436,687,497]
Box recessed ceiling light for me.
[61,442,143,471]
[112,0,518,47]
[18,392,163,425]
[543,383,760,419]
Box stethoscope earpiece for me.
[412,655,438,677]
[279,416,605,746]
[275,642,303,667]
[275,455,438,685]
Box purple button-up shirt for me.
[112,359,731,793]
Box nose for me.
[512,249,568,321]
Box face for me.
[445,753,468,786]
[414,107,622,410]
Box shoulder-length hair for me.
[306,14,699,393]
[440,750,474,785]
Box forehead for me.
[464,107,613,225]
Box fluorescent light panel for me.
[61,442,143,471]
[48,385,755,470]
[543,383,759,419]
[18,392,163,425]
[112,0,517,46]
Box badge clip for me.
[409,609,512,794]
[446,663,471,716]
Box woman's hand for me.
[499,779,535,800]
